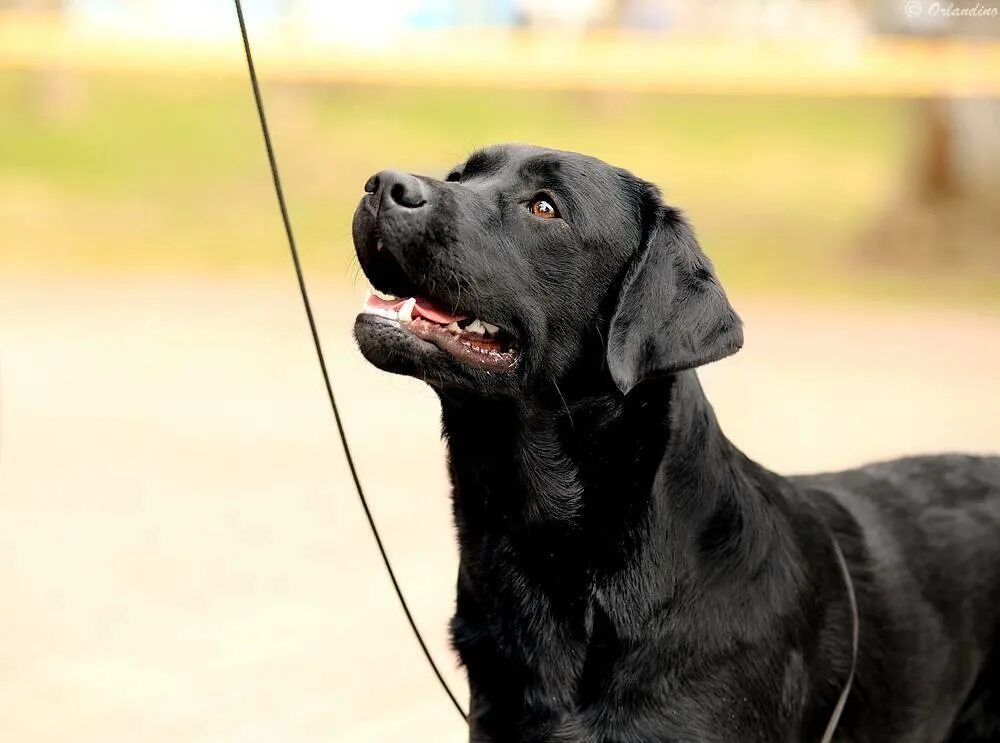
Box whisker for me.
[552,377,575,431]
[450,268,463,313]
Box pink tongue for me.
[412,298,468,324]
[367,295,469,324]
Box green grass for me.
[1,69,996,305]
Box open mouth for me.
[360,288,519,372]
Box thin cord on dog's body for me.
[232,0,467,722]
[821,536,860,743]
[233,4,858,737]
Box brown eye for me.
[529,198,559,219]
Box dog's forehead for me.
[458,144,621,191]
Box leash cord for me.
[232,0,468,722]
[821,534,859,743]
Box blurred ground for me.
[1,277,997,743]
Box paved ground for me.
[1,277,998,743]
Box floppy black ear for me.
[606,197,743,395]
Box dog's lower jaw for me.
[442,371,823,742]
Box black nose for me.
[364,169,427,211]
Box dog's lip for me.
[363,286,512,340]
[358,290,519,373]
[406,317,519,372]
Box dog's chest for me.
[453,559,809,743]
[453,561,683,740]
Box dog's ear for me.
[606,190,743,395]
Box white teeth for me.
[362,292,502,337]
[363,306,399,321]
[362,287,402,321]
[398,297,416,322]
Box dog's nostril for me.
[388,180,426,209]
[367,169,427,210]
[389,183,405,204]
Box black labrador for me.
[351,144,1000,743]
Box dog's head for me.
[353,144,742,398]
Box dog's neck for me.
[439,370,790,621]
[440,369,806,729]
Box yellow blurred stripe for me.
[2,12,1000,96]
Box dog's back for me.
[795,454,1000,742]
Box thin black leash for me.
[232,0,467,722]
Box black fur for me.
[352,144,1000,742]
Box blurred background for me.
[0,1,997,741]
